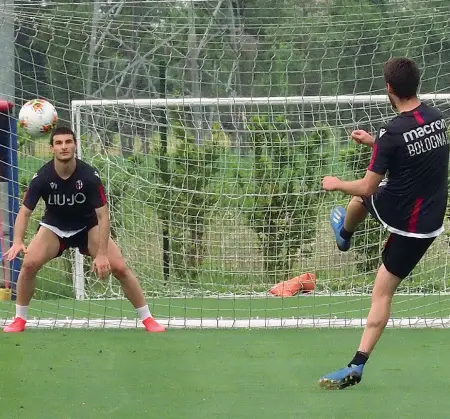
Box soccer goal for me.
[4,0,450,329]
[67,92,450,328]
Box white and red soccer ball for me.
[18,99,58,137]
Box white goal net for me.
[1,0,450,328]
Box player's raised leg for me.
[4,226,61,332]
[330,196,368,251]
[87,226,165,332]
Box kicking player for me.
[319,57,449,389]
[3,126,165,333]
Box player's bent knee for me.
[21,257,45,274]
[351,196,364,205]
[111,261,130,279]
[366,316,389,329]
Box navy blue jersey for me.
[367,102,449,238]
[23,159,107,231]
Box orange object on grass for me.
[269,272,316,296]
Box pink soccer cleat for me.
[4,317,27,333]
[142,317,166,333]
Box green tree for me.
[241,116,330,281]
[154,120,223,281]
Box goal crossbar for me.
[71,94,450,109]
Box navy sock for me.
[348,351,369,367]
[340,227,354,241]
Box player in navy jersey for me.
[3,126,165,333]
[319,58,449,389]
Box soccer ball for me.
[18,99,58,137]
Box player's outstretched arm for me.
[4,205,32,261]
[322,170,383,197]
[351,130,375,148]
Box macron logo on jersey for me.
[403,118,450,157]
[402,118,447,143]
[379,128,386,138]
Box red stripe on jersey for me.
[23,189,29,202]
[367,144,378,171]
[98,185,107,205]
[408,197,424,233]
[413,110,424,125]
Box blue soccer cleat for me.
[319,364,364,390]
[330,206,351,251]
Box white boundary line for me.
[80,292,450,300]
[2,317,450,329]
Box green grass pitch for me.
[1,328,450,419]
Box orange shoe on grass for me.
[4,317,26,333]
[143,317,166,333]
[269,272,316,297]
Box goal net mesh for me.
[3,0,450,328]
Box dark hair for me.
[50,126,77,145]
[384,58,420,100]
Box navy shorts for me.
[38,223,95,258]
[361,189,435,280]
[56,229,91,257]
